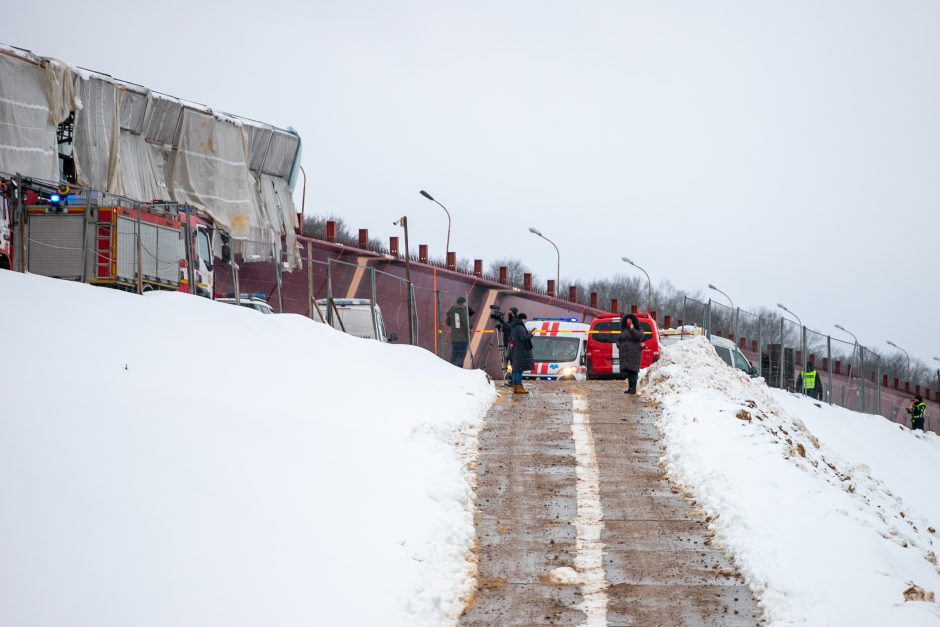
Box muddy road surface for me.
[460,381,763,627]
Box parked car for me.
[586,313,661,379]
[217,295,274,314]
[315,298,398,342]
[710,336,759,377]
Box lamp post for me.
[394,215,416,346]
[529,227,560,291]
[419,190,451,258]
[298,165,307,235]
[835,323,862,409]
[933,357,940,405]
[622,257,652,312]
[887,340,911,385]
[777,303,806,392]
[708,283,735,340]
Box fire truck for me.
[2,174,221,296]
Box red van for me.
[585,314,661,379]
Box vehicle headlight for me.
[507,365,513,372]
[562,367,574,375]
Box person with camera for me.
[616,313,644,394]
[906,394,927,431]
[509,312,533,395]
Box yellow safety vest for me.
[801,370,817,389]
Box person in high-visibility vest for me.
[906,395,927,431]
[799,364,822,400]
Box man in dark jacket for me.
[446,296,474,367]
[509,313,534,395]
[616,313,644,394]
[907,395,927,431]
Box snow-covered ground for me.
[644,337,940,626]
[0,271,495,627]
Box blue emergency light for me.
[49,193,61,203]
[532,317,580,323]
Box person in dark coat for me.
[907,395,927,431]
[616,313,644,394]
[509,313,534,395]
[445,296,474,367]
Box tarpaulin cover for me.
[0,47,302,268]
[0,53,59,181]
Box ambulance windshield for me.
[531,337,580,363]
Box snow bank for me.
[644,337,940,626]
[0,271,496,627]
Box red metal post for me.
[499,266,508,285]
[547,279,556,297]
[664,315,672,329]
[446,251,456,271]
[473,259,483,278]
[739,337,747,350]
[590,292,598,308]
[523,273,532,291]
[389,236,399,257]
[611,298,620,313]
[631,304,638,314]
[358,228,369,249]
[894,378,899,390]
[419,244,428,264]
[882,374,888,387]
[569,285,577,302]
[326,220,337,243]
[835,361,842,375]
[751,340,758,352]
[650,310,657,322]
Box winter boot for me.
[514,384,529,395]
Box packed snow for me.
[0,271,496,627]
[643,337,940,626]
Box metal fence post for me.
[183,207,195,296]
[827,335,833,404]
[859,348,866,414]
[464,293,474,368]
[408,280,417,345]
[15,174,27,272]
[757,315,763,378]
[778,316,785,389]
[681,296,687,338]
[135,204,143,294]
[274,243,284,313]
[326,259,333,326]
[306,241,314,319]
[370,267,379,340]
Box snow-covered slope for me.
[644,337,940,626]
[0,271,495,627]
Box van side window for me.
[733,350,751,372]
[714,346,733,367]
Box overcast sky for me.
[4,1,938,368]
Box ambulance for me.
[523,318,590,381]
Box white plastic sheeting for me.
[0,52,59,182]
[0,46,302,268]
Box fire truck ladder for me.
[92,212,114,280]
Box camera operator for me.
[490,306,517,380]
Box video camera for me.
[489,304,504,323]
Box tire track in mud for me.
[460,381,763,626]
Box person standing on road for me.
[907,394,927,431]
[446,296,474,367]
[616,313,644,394]
[509,312,533,395]
[799,363,822,400]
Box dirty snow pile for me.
[642,337,940,626]
[0,271,496,627]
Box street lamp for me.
[529,227,560,292]
[709,283,735,339]
[622,257,652,312]
[834,323,860,376]
[419,190,451,258]
[778,303,806,391]
[887,340,911,384]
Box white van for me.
[315,298,398,343]
[523,318,590,381]
[710,335,759,377]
